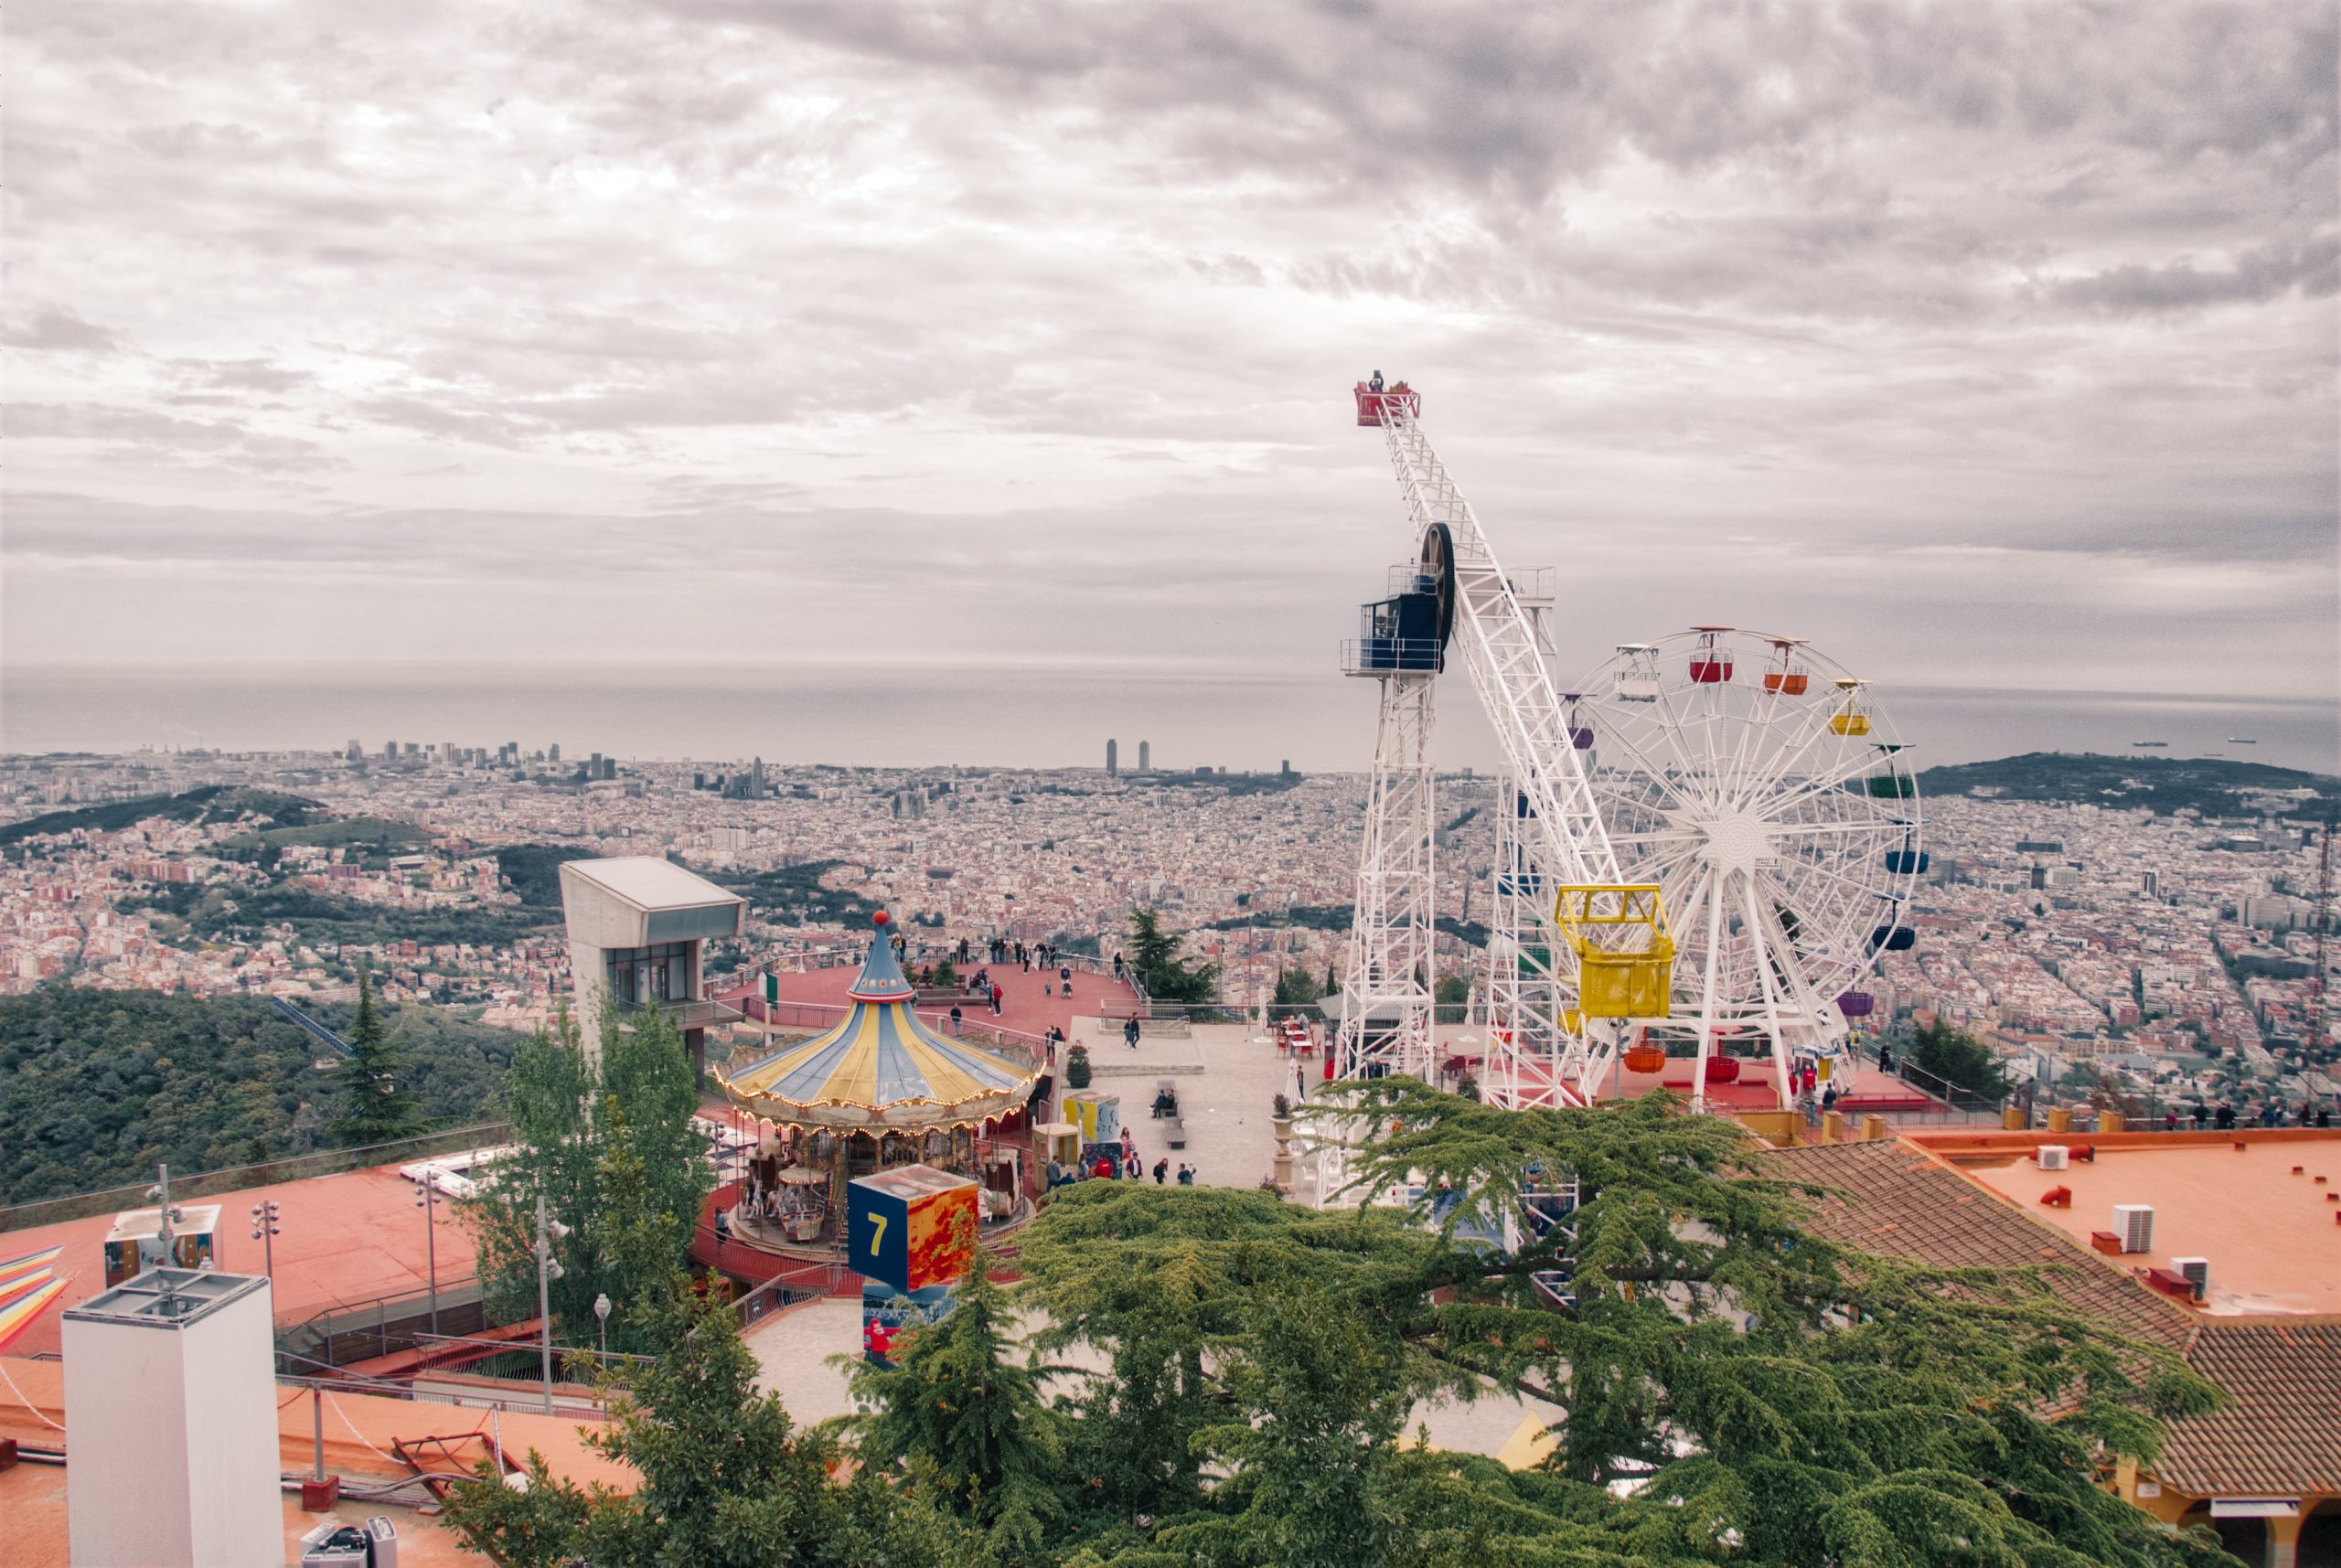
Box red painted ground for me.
[0,1162,478,1360]
[720,958,1138,1042]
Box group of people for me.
[1121,1016,1143,1050]
[988,936,1071,973]
[2175,1099,2330,1131]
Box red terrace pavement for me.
[0,1161,477,1360]
[719,957,1138,1042]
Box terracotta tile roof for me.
[2157,1320,2341,1500]
[1766,1139,2192,1349]
[1768,1141,2341,1501]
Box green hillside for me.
[1,785,323,845]
[0,987,517,1207]
[1916,752,2338,819]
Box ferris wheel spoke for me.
[1760,744,1893,820]
[1749,865,1861,1008]
[1764,814,1897,836]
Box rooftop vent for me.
[2113,1203,2155,1254]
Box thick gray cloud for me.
[3,0,2334,715]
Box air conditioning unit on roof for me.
[2113,1203,2154,1254]
[2036,1145,2068,1170]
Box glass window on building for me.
[607,941,695,1006]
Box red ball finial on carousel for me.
[872,910,891,928]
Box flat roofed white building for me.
[560,856,746,1075]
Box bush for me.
[1064,1043,1092,1090]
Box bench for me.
[914,987,988,1007]
[1164,1115,1187,1150]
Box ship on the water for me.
[2132,740,2169,748]
[2228,737,2258,744]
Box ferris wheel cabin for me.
[1354,379,1420,426]
[1688,626,1735,684]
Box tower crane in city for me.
[1336,380,1670,1106]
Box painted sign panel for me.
[848,1164,978,1296]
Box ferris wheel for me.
[1570,627,1924,1108]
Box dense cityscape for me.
[4,740,2332,1124]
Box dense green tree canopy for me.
[444,1271,979,1568]
[0,986,512,1205]
[459,1083,2239,1568]
[460,1001,711,1354]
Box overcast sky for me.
[5,0,2336,707]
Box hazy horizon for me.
[5,660,2334,776]
[5,2,2336,717]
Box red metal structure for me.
[1354,379,1420,426]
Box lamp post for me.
[533,1195,569,1415]
[411,1178,442,1336]
[249,1200,282,1280]
[593,1293,612,1362]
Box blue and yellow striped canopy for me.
[718,923,1038,1126]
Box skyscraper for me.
[1138,741,1149,773]
[1106,739,1119,776]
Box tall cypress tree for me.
[338,972,422,1146]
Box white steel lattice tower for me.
[1334,673,1437,1080]
[1346,382,1635,1106]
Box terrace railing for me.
[0,1121,516,1234]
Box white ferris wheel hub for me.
[1694,808,1774,873]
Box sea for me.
[2,664,2335,777]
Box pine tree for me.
[338,973,421,1146]
[846,1232,1061,1548]
[444,1272,979,1568]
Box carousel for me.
[714,912,1044,1257]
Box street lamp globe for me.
[593,1294,612,1324]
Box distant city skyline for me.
[4,661,2336,775]
[4,5,2335,718]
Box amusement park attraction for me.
[1334,379,1922,1113]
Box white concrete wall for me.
[64,1282,282,1568]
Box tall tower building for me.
[1106,739,1119,776]
[1138,741,1150,773]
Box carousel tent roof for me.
[718,916,1038,1124]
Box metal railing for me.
[0,1122,516,1233]
[275,1277,490,1371]
[618,997,743,1030]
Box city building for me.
[1138,741,1150,772]
[558,856,744,1078]
[1106,739,1118,777]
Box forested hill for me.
[0,784,323,845]
[0,988,518,1208]
[1916,752,2338,819]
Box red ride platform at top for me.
[1355,380,1420,426]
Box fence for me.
[0,1122,518,1233]
[733,1262,841,1331]
[275,1277,489,1371]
